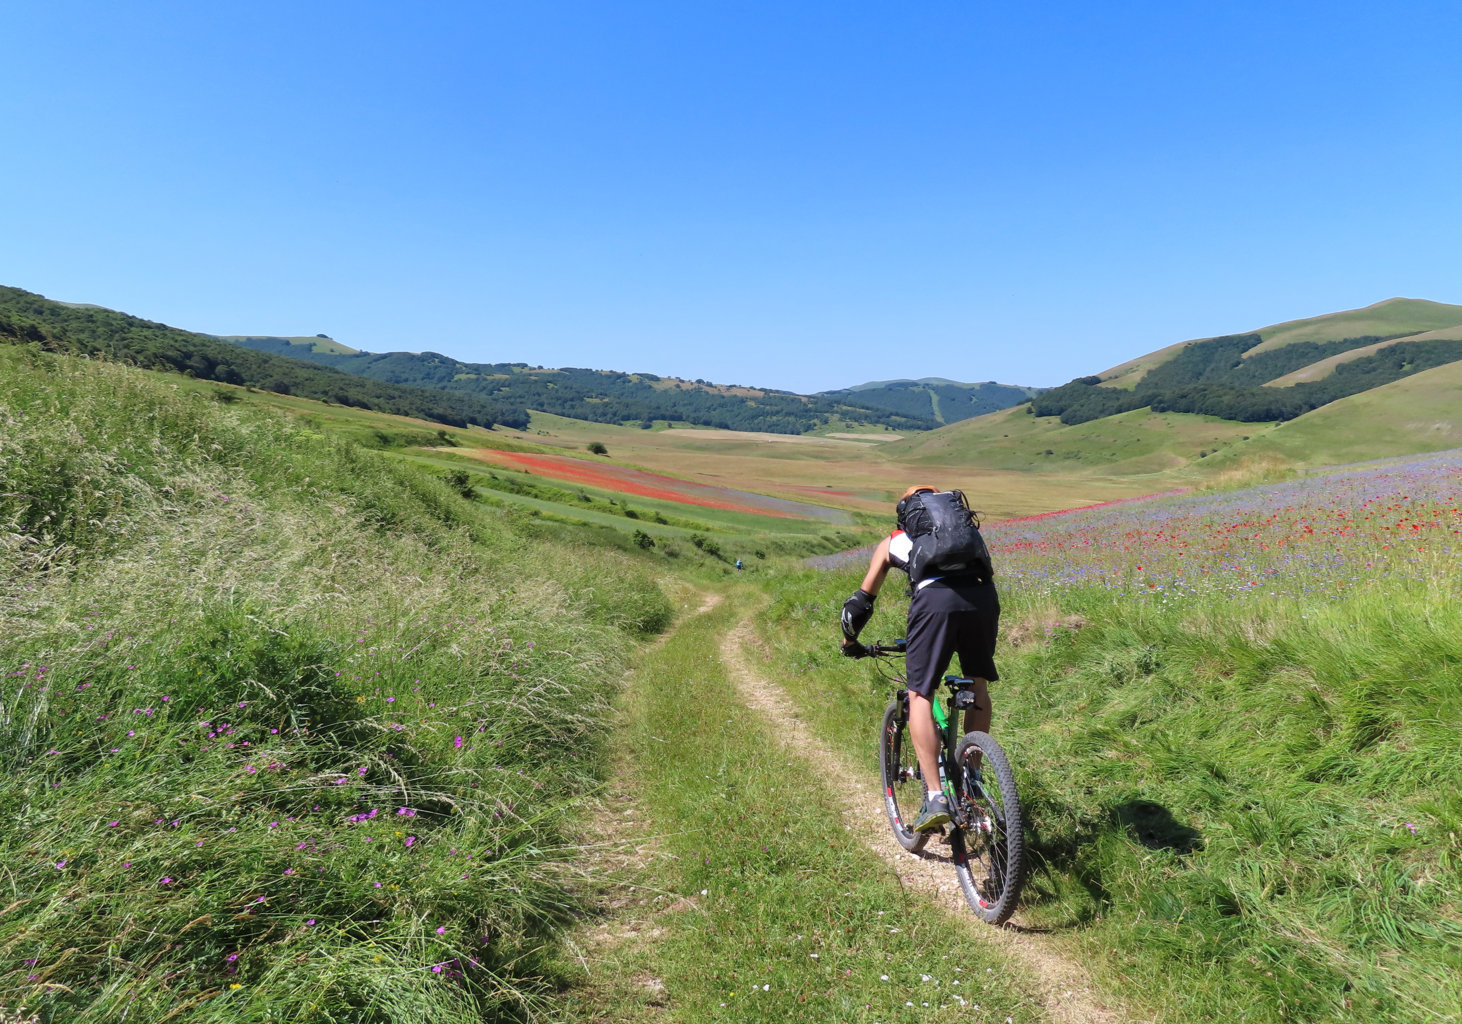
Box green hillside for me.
[886,349,1462,494]
[1101,297,1462,387]
[1203,358,1462,469]
[1034,297,1462,426]
[0,344,675,1021]
[226,340,938,435]
[817,377,1039,424]
[1249,296,1462,354]
[1265,323,1462,385]
[0,286,520,429]
[887,402,1254,480]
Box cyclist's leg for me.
[906,691,944,795]
[959,676,991,736]
[950,582,1000,757]
[904,584,959,801]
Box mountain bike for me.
[860,639,1027,925]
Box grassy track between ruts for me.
[559,588,1047,1023]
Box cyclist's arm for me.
[859,535,893,597]
[842,537,893,652]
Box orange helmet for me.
[895,485,937,530]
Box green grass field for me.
[755,550,1462,1022]
[0,347,673,1021]
[7,342,1462,1023]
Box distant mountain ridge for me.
[819,378,1041,425]
[215,334,360,356]
[225,339,941,435]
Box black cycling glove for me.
[840,588,876,643]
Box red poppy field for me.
[459,449,848,520]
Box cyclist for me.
[840,485,999,833]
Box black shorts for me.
[904,578,1000,698]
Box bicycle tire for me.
[878,698,929,853]
[950,731,1026,925]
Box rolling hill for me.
[214,333,360,356]
[1099,297,1462,387]
[816,377,1040,425]
[226,339,940,435]
[1034,297,1462,425]
[0,287,520,429]
[891,351,1462,487]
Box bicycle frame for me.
[890,678,983,829]
[865,641,983,830]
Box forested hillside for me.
[231,338,937,434]
[1035,329,1462,424]
[819,377,1038,424]
[0,287,526,429]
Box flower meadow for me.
[985,450,1462,606]
[0,350,672,1022]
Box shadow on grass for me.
[1112,799,1204,854]
[1014,783,1205,930]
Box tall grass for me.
[0,348,672,1021]
[759,550,1462,1020]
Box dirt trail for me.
[720,617,1134,1024]
[561,591,725,1019]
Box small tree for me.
[445,469,475,498]
[633,529,655,550]
[587,442,608,456]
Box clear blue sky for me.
[4,1,1459,393]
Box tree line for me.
[1032,331,1462,424]
[0,287,524,429]
[232,340,937,434]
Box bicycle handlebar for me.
[858,639,907,657]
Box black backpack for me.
[896,489,993,583]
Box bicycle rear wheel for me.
[950,731,1026,924]
[878,697,929,853]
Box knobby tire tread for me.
[878,699,929,854]
[951,730,1026,925]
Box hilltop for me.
[816,377,1040,425]
[1033,297,1462,425]
[0,286,519,429]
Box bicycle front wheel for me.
[878,698,929,853]
[950,731,1026,925]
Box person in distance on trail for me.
[839,485,999,833]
